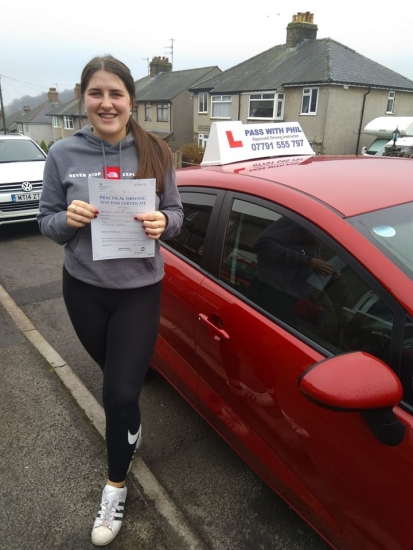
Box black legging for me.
[63,267,161,482]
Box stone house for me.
[46,84,88,143]
[189,12,413,155]
[134,57,221,151]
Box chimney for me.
[149,56,172,77]
[48,87,59,103]
[286,12,317,48]
[74,83,81,100]
[23,106,31,113]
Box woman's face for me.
[84,69,132,144]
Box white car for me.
[0,134,46,225]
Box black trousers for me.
[63,267,161,482]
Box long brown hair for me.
[80,55,172,193]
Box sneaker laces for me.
[96,491,124,529]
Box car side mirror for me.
[299,352,405,446]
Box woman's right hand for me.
[66,200,98,228]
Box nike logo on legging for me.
[128,429,140,445]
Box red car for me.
[152,122,413,550]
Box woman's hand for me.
[134,211,167,240]
[67,200,98,228]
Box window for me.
[220,198,395,362]
[248,93,285,120]
[63,116,74,129]
[52,116,60,128]
[161,191,217,266]
[145,103,151,121]
[157,103,169,122]
[301,88,318,114]
[386,91,395,113]
[198,134,209,148]
[17,124,23,133]
[211,95,232,118]
[198,92,208,114]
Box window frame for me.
[157,103,169,122]
[248,92,285,120]
[145,103,152,121]
[211,95,232,119]
[198,92,208,114]
[198,133,209,148]
[160,186,225,272]
[52,116,61,128]
[386,91,396,114]
[300,87,318,115]
[63,116,74,130]
[210,190,404,366]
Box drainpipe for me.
[356,87,370,154]
[238,94,241,120]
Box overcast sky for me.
[1,0,413,107]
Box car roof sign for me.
[201,121,314,166]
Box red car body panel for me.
[153,154,413,550]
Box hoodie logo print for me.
[103,166,121,179]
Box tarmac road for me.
[0,221,329,550]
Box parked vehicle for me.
[376,136,413,157]
[153,121,413,550]
[0,135,46,225]
[361,116,413,155]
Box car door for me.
[193,191,413,550]
[156,187,223,403]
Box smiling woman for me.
[37,54,183,547]
[83,70,132,145]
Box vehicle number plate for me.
[11,192,41,202]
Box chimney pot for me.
[286,12,317,48]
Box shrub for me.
[180,142,204,167]
[40,140,48,154]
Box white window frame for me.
[211,95,232,119]
[145,103,151,121]
[386,91,395,114]
[198,133,209,148]
[301,87,318,115]
[63,116,74,129]
[17,124,23,133]
[248,92,285,120]
[157,103,169,122]
[198,92,208,114]
[52,116,60,128]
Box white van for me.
[362,116,413,155]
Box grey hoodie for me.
[38,126,183,289]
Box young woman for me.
[38,55,183,546]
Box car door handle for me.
[198,313,230,341]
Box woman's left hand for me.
[134,211,167,240]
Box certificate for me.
[88,177,156,260]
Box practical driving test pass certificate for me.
[88,177,156,260]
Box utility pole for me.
[164,39,174,70]
[0,77,7,134]
[142,58,150,75]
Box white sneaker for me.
[91,484,127,546]
[127,425,142,474]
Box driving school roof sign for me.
[201,121,314,166]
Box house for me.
[0,106,31,134]
[134,57,221,151]
[14,88,62,146]
[46,84,88,142]
[190,12,413,155]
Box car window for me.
[162,191,216,266]
[401,316,413,406]
[220,198,394,365]
[0,139,46,162]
